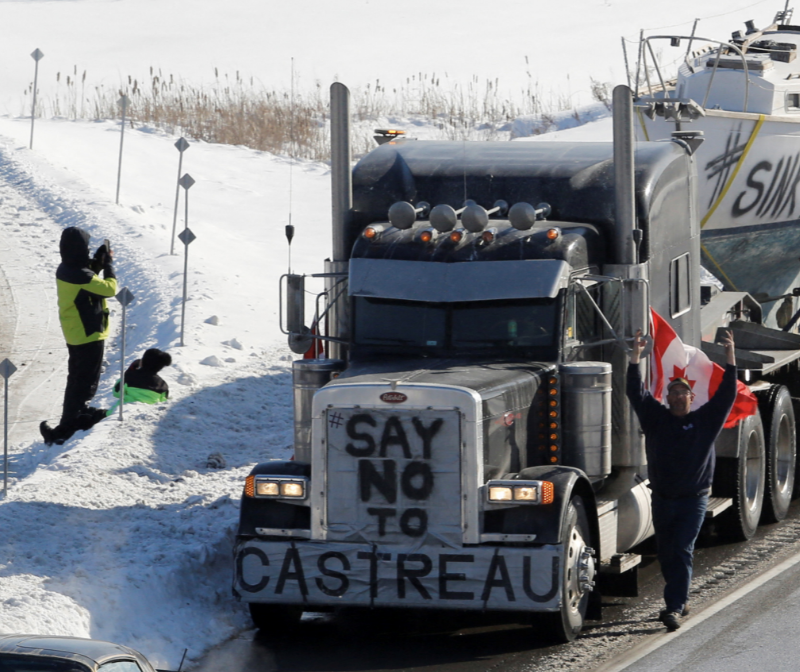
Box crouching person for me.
[107,348,171,415]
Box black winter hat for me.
[141,348,172,372]
[59,227,91,265]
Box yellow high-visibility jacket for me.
[57,227,117,345]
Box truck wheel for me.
[537,495,594,643]
[718,412,765,540]
[248,603,303,632]
[758,385,796,523]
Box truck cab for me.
[233,85,800,642]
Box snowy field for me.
[0,0,784,668]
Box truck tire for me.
[248,603,303,632]
[757,385,796,522]
[718,411,765,540]
[536,495,594,643]
[792,397,800,499]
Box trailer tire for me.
[792,397,800,499]
[248,603,303,633]
[718,411,765,540]
[757,385,796,522]
[536,495,594,643]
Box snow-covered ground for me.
[0,0,781,668]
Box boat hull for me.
[637,109,800,324]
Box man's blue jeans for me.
[651,492,709,613]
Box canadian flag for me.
[649,308,757,428]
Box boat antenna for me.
[622,37,632,91]
[463,139,467,204]
[685,18,699,73]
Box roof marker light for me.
[450,229,464,243]
[546,227,561,240]
[362,225,384,240]
[418,228,435,243]
[481,228,496,243]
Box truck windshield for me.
[353,296,559,357]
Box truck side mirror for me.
[282,274,314,354]
[286,274,305,335]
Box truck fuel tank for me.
[559,362,612,479]
[292,358,345,462]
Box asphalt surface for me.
[0,172,68,449]
[600,552,800,671]
[193,502,800,672]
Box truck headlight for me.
[514,486,538,501]
[280,481,305,498]
[244,476,309,500]
[488,486,513,501]
[256,482,280,496]
[486,480,554,505]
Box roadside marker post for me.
[178,227,196,347]
[116,95,129,205]
[178,172,196,347]
[170,137,190,255]
[0,358,17,499]
[115,287,135,422]
[29,49,44,149]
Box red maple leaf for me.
[671,365,695,389]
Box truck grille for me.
[324,408,462,546]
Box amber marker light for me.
[450,230,464,243]
[549,410,558,418]
[550,456,558,463]
[481,230,495,243]
[244,475,255,498]
[550,445,558,451]
[540,481,555,504]
[420,230,433,243]
[363,226,380,240]
[550,399,558,407]
[546,227,561,240]
[550,422,558,429]
[549,388,558,395]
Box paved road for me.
[0,161,67,453]
[600,552,800,671]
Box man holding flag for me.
[627,326,738,632]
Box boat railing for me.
[636,35,751,114]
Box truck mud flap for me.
[234,539,562,612]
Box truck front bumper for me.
[233,538,562,612]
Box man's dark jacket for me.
[626,363,738,499]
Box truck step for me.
[600,553,642,574]
[705,496,733,518]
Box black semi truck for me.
[232,84,800,642]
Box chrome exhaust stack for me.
[604,84,648,472]
[613,84,637,266]
[327,82,352,360]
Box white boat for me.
[633,5,800,328]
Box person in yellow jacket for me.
[41,227,117,446]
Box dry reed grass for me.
[23,65,587,161]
